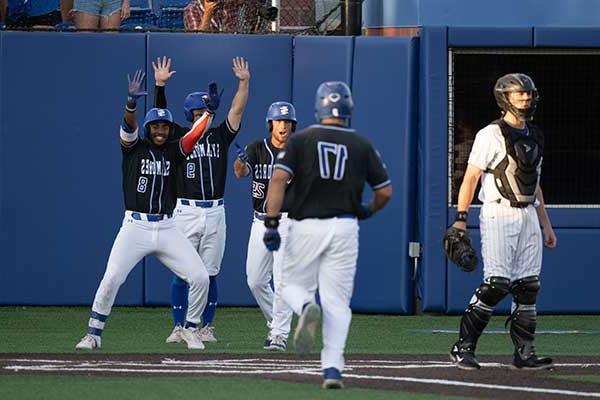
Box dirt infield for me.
[2,353,600,399]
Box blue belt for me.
[131,212,172,221]
[336,213,356,219]
[180,199,224,208]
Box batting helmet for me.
[493,73,539,122]
[143,108,174,139]
[183,92,208,122]
[315,81,353,124]
[266,101,297,131]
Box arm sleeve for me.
[366,145,391,189]
[154,85,167,109]
[179,113,213,155]
[273,136,298,177]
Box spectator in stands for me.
[72,0,130,30]
[184,0,276,33]
[7,0,61,29]
[56,0,76,30]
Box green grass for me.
[553,375,600,384]
[0,376,471,400]
[0,307,598,355]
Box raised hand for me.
[234,142,249,163]
[127,69,147,100]
[232,56,250,82]
[203,82,223,113]
[152,56,176,86]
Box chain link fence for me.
[1,0,361,35]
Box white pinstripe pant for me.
[479,202,543,281]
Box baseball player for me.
[233,101,297,351]
[75,69,220,350]
[263,82,392,389]
[449,73,557,370]
[152,56,250,343]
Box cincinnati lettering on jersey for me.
[187,142,221,160]
[140,159,171,176]
[254,163,274,180]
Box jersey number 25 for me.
[318,141,348,181]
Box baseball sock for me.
[87,311,108,337]
[171,275,188,327]
[202,275,218,327]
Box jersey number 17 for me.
[318,141,348,181]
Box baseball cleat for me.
[165,325,184,343]
[511,348,554,370]
[265,335,287,351]
[75,334,101,350]
[263,334,274,350]
[322,367,344,389]
[293,303,321,356]
[181,327,205,350]
[200,325,217,342]
[450,344,481,370]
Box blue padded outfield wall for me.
[0,29,599,314]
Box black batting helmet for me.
[493,73,539,121]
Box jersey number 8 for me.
[137,177,148,193]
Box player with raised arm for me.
[152,56,250,344]
[448,73,557,370]
[263,82,392,389]
[233,101,297,351]
[75,69,220,351]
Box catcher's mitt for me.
[443,226,478,272]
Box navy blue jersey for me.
[245,138,291,213]
[275,124,390,220]
[121,132,186,214]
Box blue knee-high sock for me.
[202,275,218,327]
[171,275,188,327]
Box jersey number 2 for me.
[318,141,348,180]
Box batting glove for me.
[234,142,249,163]
[202,82,224,113]
[263,216,281,251]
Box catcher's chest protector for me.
[489,119,544,204]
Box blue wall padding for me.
[534,28,600,47]
[292,36,354,131]
[0,32,147,305]
[143,34,293,306]
[417,27,448,312]
[350,36,418,313]
[446,229,600,314]
[448,27,533,47]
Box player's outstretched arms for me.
[180,112,214,154]
[228,57,250,131]
[153,56,176,87]
[121,69,147,145]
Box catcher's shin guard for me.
[456,277,510,352]
[507,276,540,358]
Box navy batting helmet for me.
[143,108,174,139]
[315,81,353,124]
[494,73,539,122]
[183,92,208,122]
[266,101,297,131]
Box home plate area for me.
[2,354,600,399]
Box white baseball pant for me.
[246,213,293,338]
[280,217,359,372]
[92,211,209,323]
[480,202,543,281]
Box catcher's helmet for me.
[183,92,208,122]
[315,81,353,124]
[493,73,539,122]
[143,108,174,139]
[266,101,297,131]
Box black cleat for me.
[512,348,554,370]
[450,343,481,370]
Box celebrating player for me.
[75,69,220,350]
[263,82,392,389]
[233,101,297,351]
[152,56,250,344]
[449,73,557,370]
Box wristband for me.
[264,216,279,229]
[455,211,468,222]
[126,96,137,113]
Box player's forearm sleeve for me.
[180,113,213,154]
[154,85,167,109]
[120,125,138,142]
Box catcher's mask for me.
[493,73,539,122]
